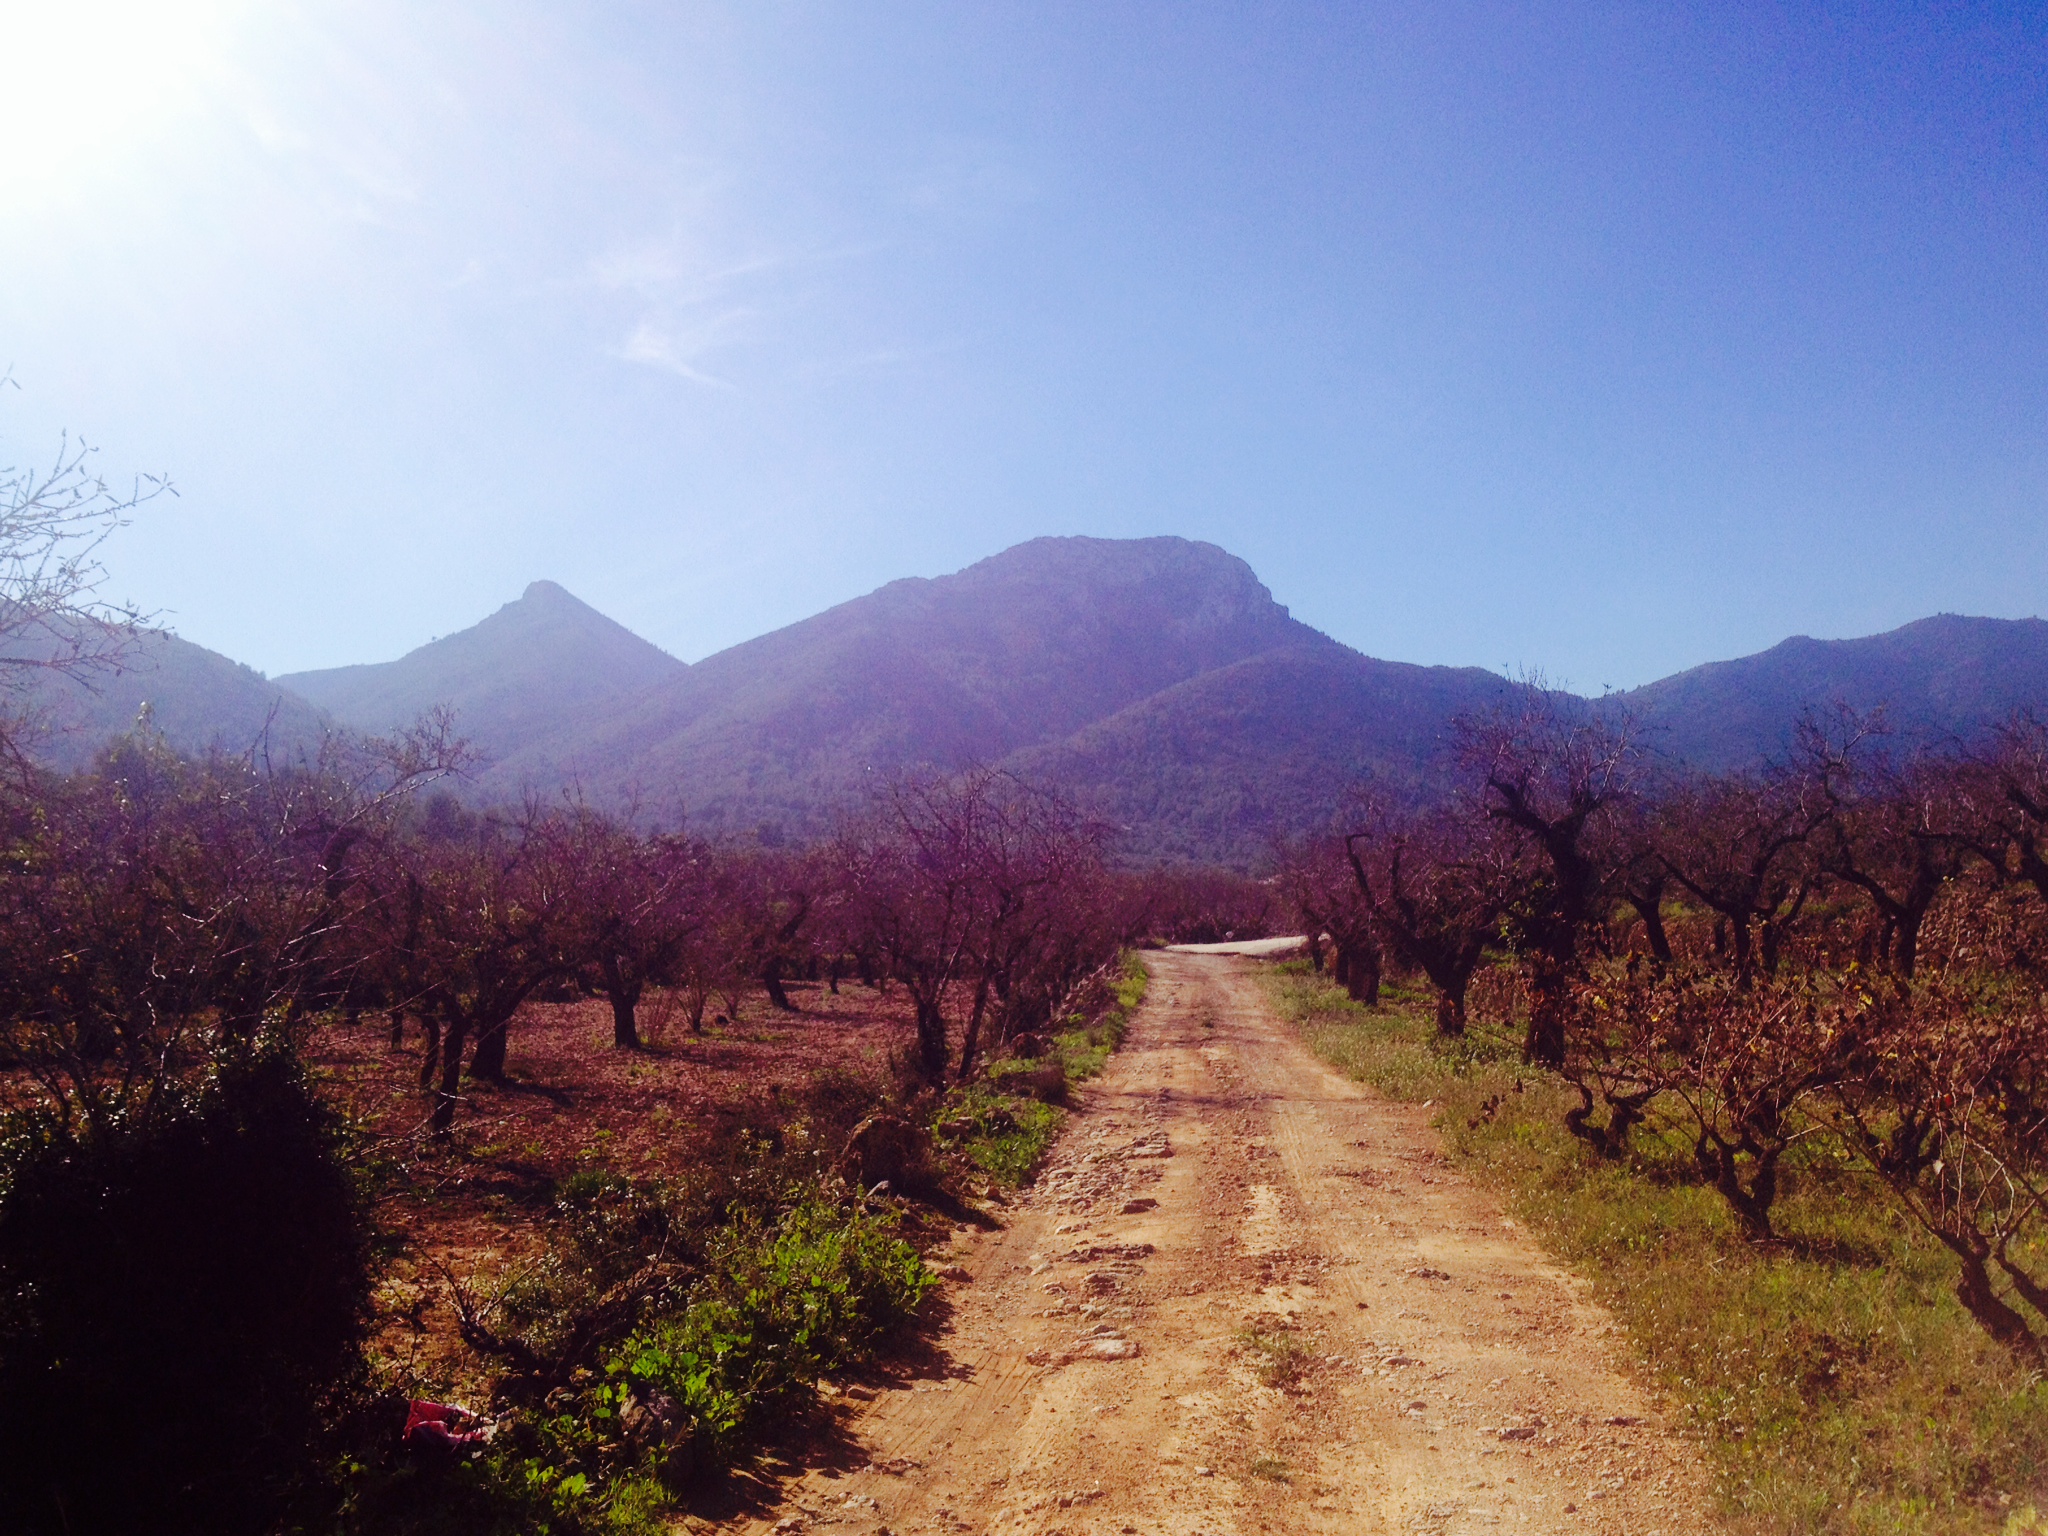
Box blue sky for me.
[1,1,2043,690]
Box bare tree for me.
[0,398,172,726]
[1656,765,1827,986]
[1281,834,1382,1003]
[1458,692,1640,1066]
[1344,799,1517,1038]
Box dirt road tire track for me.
[734,952,1718,1535]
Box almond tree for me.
[1805,721,1968,977]
[1829,977,2048,1362]
[1282,834,1382,1003]
[837,768,1114,1083]
[1458,693,1640,1065]
[0,405,172,741]
[952,781,1111,1079]
[1638,967,1867,1239]
[1344,800,1518,1038]
[1946,712,2048,911]
[836,777,989,1081]
[386,808,575,1133]
[1655,765,1828,985]
[537,811,707,1049]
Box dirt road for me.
[735,951,1717,1535]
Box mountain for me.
[1612,614,2048,768]
[1008,644,1520,866]
[14,542,2048,867]
[472,537,1326,829]
[16,627,328,771]
[278,581,686,764]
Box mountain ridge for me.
[277,579,686,765]
[12,539,2045,864]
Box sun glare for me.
[0,0,247,201]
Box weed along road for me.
[734,951,1717,1536]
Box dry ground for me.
[309,982,930,1395]
[731,950,1720,1536]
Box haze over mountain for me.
[472,537,1327,829]
[11,623,326,772]
[14,537,2046,866]
[1609,615,2048,769]
[277,580,686,763]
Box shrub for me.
[604,1195,933,1467]
[0,1044,372,1536]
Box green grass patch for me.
[932,1081,1064,1187]
[939,953,1150,1187]
[1264,960,2048,1536]
[1053,951,1147,1085]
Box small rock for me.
[1498,1426,1537,1441]
[1081,1337,1140,1360]
[1195,1465,1214,1477]
[934,1264,972,1282]
[1120,1197,1159,1214]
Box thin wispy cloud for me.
[591,232,887,389]
[616,316,744,388]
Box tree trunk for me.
[956,974,993,1083]
[1942,1235,2046,1364]
[1522,969,1567,1068]
[913,991,948,1082]
[388,1009,407,1049]
[1336,940,1380,1005]
[417,1013,442,1088]
[610,990,641,1050]
[603,954,642,1049]
[761,958,798,1012]
[431,1019,469,1135]
[1630,896,1672,964]
[1434,988,1467,1038]
[470,1014,511,1081]
[1696,1136,1778,1241]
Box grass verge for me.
[934,952,1148,1188]
[1264,960,2048,1536]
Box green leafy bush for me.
[934,1081,1063,1185]
[333,1174,932,1536]
[602,1195,933,1463]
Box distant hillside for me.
[1007,644,1521,866]
[17,628,328,771]
[15,542,2048,866]
[278,581,685,764]
[475,537,1325,829]
[1612,614,2048,768]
